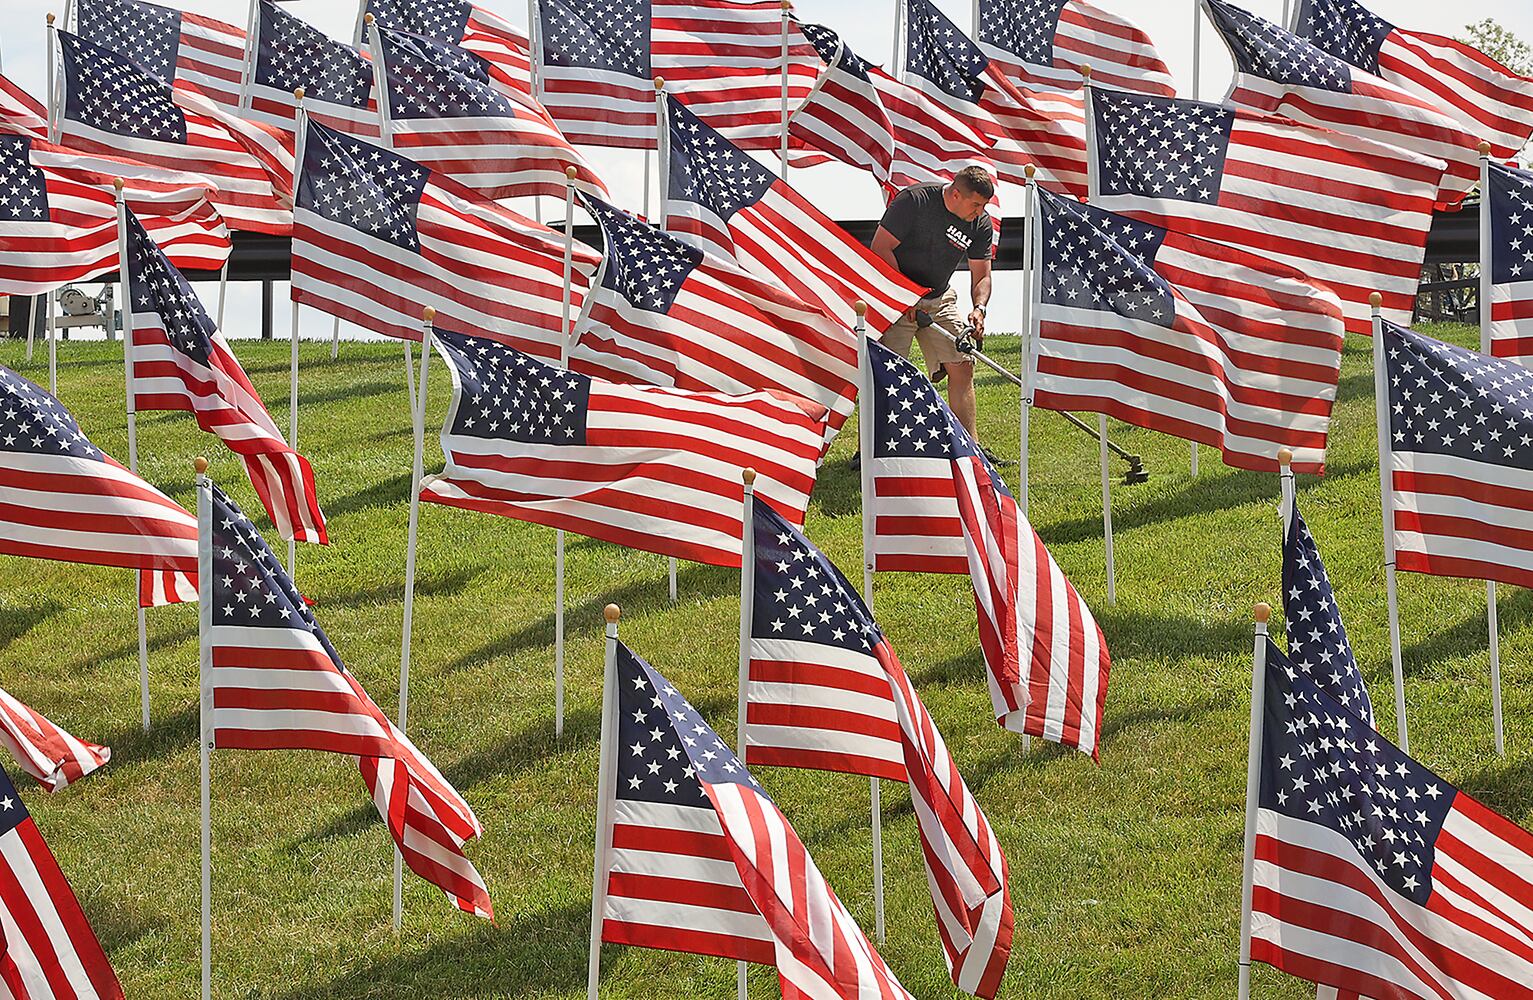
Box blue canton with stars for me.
[666,97,776,223]
[77,0,182,86]
[538,0,651,77]
[751,501,879,654]
[1092,89,1234,206]
[1293,0,1392,75]
[0,366,104,462]
[434,329,590,444]
[375,27,513,121]
[868,339,980,462]
[1260,639,1453,904]
[256,1,373,109]
[59,32,188,144]
[297,120,429,252]
[125,210,217,366]
[1282,498,1372,723]
[0,765,30,837]
[615,642,765,807]
[1207,0,1353,93]
[1381,320,1533,469]
[905,0,990,105]
[366,0,471,46]
[1490,161,1533,287]
[0,136,49,224]
[975,0,1069,67]
[581,194,702,315]
[798,23,873,82]
[1038,188,1175,328]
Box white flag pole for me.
[1191,0,1203,102]
[1019,166,1038,754]
[287,89,307,578]
[46,287,57,398]
[555,166,579,739]
[238,0,259,113]
[778,0,791,178]
[1477,143,1505,757]
[734,467,758,1000]
[1370,291,1409,752]
[45,15,60,145]
[194,456,214,1000]
[115,179,153,732]
[44,16,58,390]
[215,261,230,330]
[1277,447,1295,539]
[654,79,681,602]
[586,603,623,1000]
[891,0,905,79]
[1098,413,1117,605]
[1237,602,1271,1000]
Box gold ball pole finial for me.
[1024,163,1037,180]
[566,165,580,180]
[604,603,621,623]
[364,12,374,24]
[1479,140,1494,156]
[654,76,666,91]
[46,13,55,25]
[1254,602,1272,624]
[1368,292,1383,308]
[780,0,791,8]
[113,177,125,192]
[742,467,757,485]
[1079,64,1092,82]
[854,300,868,317]
[1276,447,1293,468]
[422,306,436,323]
[194,456,210,475]
[293,86,305,102]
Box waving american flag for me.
[0,688,109,794]
[75,0,248,112]
[977,0,1174,97]
[362,0,533,94]
[0,73,48,138]
[243,0,379,139]
[1282,497,1373,723]
[1487,160,1533,367]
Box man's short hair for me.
[952,165,996,200]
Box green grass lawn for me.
[1,326,1528,998]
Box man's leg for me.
[944,361,978,439]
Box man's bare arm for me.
[968,258,993,338]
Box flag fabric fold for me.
[75,0,248,113]
[1487,160,1533,366]
[976,0,1175,98]
[362,0,535,95]
[242,0,380,139]
[0,689,109,793]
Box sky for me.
[4,0,1531,337]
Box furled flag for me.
[292,118,600,354]
[205,484,490,917]
[1487,160,1533,366]
[1247,639,1533,998]
[75,0,248,113]
[569,193,860,437]
[0,73,47,138]
[422,328,825,567]
[125,211,327,544]
[1086,86,1444,336]
[1282,498,1372,723]
[1378,320,1533,591]
[0,688,109,793]
[662,95,923,332]
[902,0,1087,196]
[0,765,124,1000]
[865,340,1110,755]
[976,0,1175,98]
[242,0,379,138]
[1292,0,1533,163]
[534,0,819,149]
[1205,0,1479,207]
[361,0,534,94]
[597,640,914,999]
[745,500,1014,997]
[0,365,198,597]
[0,133,229,296]
[369,25,606,202]
[1032,188,1346,473]
[55,32,294,235]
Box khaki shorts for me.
[880,288,972,378]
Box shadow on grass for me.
[0,598,64,651]
[73,623,197,673]
[324,471,416,518]
[1091,606,1253,664]
[1458,757,1533,822]
[98,701,198,767]
[76,886,167,958]
[299,380,403,409]
[1399,586,1533,675]
[318,567,484,610]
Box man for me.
[872,165,995,445]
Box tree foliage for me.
[1460,18,1533,76]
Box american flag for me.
[1087,86,1444,337]
[1283,498,1373,723]
[1249,638,1533,999]
[1033,188,1346,474]
[125,211,327,545]
[569,193,858,438]
[0,766,123,1000]
[535,0,819,150]
[0,365,199,592]
[1293,0,1533,163]
[1487,160,1533,367]
[243,0,379,139]
[0,688,109,793]
[56,32,294,235]
[204,483,491,918]
[976,0,1175,98]
[292,118,599,355]
[1379,320,1533,591]
[0,73,48,139]
[1206,0,1478,208]
[362,0,533,95]
[662,95,922,333]
[75,0,248,113]
[745,501,1014,997]
[370,25,606,203]
[599,640,914,999]
[422,328,824,567]
[865,341,1110,755]
[0,133,229,296]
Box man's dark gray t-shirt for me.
[878,182,994,298]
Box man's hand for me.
[968,308,986,346]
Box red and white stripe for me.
[357,1,535,95]
[0,691,108,793]
[1389,448,1533,591]
[138,568,197,608]
[1491,280,1533,367]
[1489,161,1533,367]
[0,75,47,139]
[978,0,1174,98]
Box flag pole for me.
[1477,142,1505,757]
[1236,602,1271,1000]
[655,78,680,602]
[238,0,258,112]
[555,166,580,740]
[891,0,905,79]
[394,306,434,932]
[1370,291,1409,752]
[215,261,230,330]
[1277,446,1294,541]
[1098,413,1116,605]
[734,467,757,1000]
[46,284,57,398]
[1191,0,1202,102]
[115,179,153,732]
[586,603,622,1000]
[45,15,60,145]
[1019,165,1038,754]
[287,88,307,578]
[44,15,58,391]
[194,456,213,1000]
[778,0,791,178]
